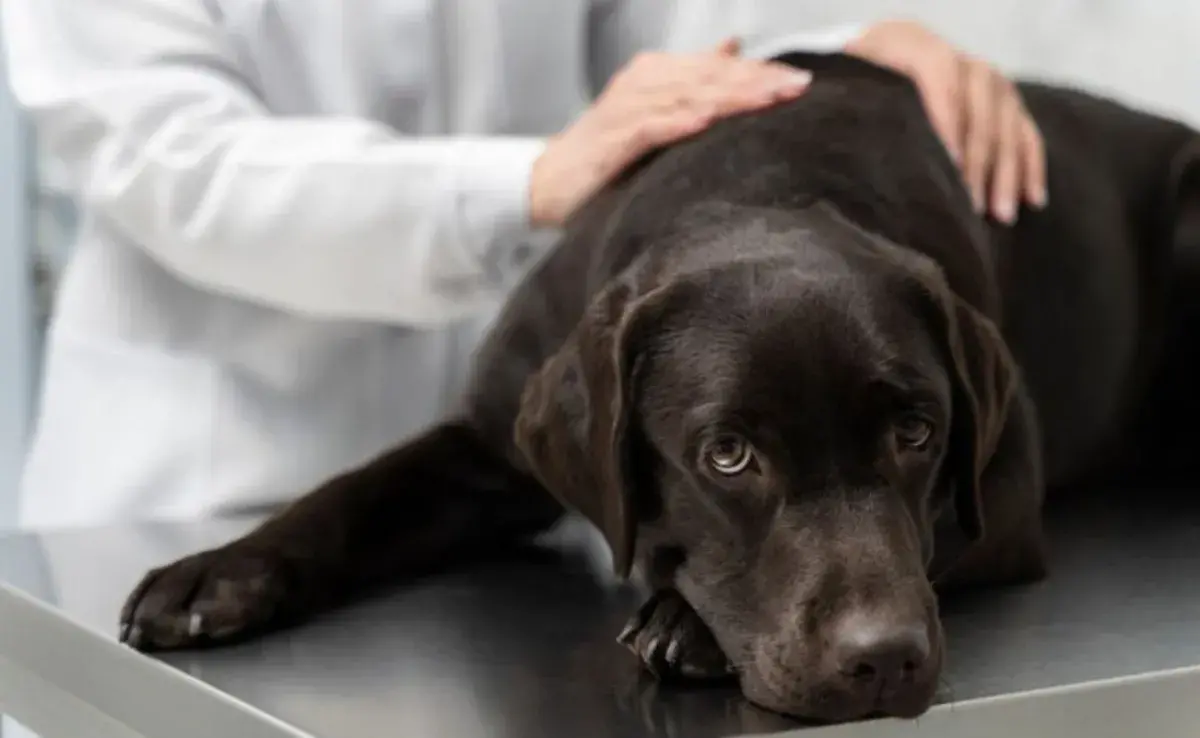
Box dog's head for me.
[514,204,1016,722]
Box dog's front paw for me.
[617,589,734,682]
[119,544,298,652]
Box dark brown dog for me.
[117,52,1200,723]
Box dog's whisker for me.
[935,676,957,705]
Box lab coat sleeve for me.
[586,1,866,94]
[740,25,868,60]
[2,0,547,326]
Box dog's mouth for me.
[741,670,942,724]
[733,612,945,724]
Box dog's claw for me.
[619,589,734,682]
[118,545,294,652]
[617,619,641,646]
[664,637,681,665]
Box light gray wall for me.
[0,43,33,529]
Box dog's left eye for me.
[894,415,935,450]
[705,434,755,475]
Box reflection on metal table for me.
[1,489,1199,737]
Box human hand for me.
[846,20,1047,224]
[529,40,813,228]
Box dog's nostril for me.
[850,662,877,682]
[834,614,931,685]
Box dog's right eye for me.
[894,413,935,451]
[704,434,755,475]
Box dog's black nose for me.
[834,613,931,685]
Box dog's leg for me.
[618,589,735,682]
[613,548,734,682]
[933,387,1050,591]
[119,421,562,651]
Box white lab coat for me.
[2,0,862,530]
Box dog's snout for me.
[834,614,930,684]
[741,596,942,722]
[818,609,939,719]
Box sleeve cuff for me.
[453,137,556,288]
[741,23,866,59]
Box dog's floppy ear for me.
[922,277,1018,541]
[513,268,672,579]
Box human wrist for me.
[531,129,599,229]
[843,20,926,75]
[529,137,564,229]
[452,137,547,264]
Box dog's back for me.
[989,81,1194,483]
[468,52,1199,490]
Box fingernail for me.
[994,199,1016,224]
[774,70,812,94]
[791,69,813,85]
[1031,186,1048,209]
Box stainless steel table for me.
[2,489,1200,738]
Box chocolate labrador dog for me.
[118,51,1200,723]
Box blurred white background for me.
[702,0,1200,125]
[0,0,1197,527]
